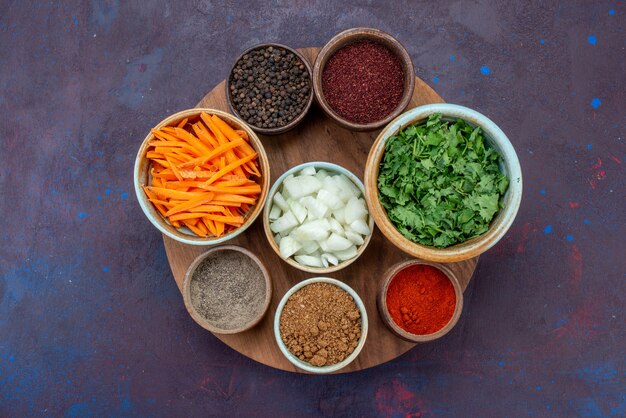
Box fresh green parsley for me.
[377,113,509,247]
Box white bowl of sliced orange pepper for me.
[134,108,270,245]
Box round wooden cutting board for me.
[163,47,478,373]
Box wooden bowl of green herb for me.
[364,104,522,263]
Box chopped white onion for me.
[345,230,364,246]
[270,211,298,234]
[350,219,371,236]
[269,204,282,220]
[273,192,290,212]
[270,167,371,269]
[325,233,353,251]
[292,219,330,242]
[279,236,301,258]
[321,253,339,266]
[288,199,307,224]
[300,166,316,176]
[283,175,322,199]
[294,255,324,268]
[334,245,358,261]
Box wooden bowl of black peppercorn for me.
[227,43,314,135]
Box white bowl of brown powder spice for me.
[183,246,271,334]
[274,277,368,373]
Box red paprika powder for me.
[385,264,456,335]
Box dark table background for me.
[1,1,624,416]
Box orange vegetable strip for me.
[209,185,261,194]
[171,150,195,162]
[188,205,227,213]
[146,152,164,159]
[176,117,188,128]
[214,178,253,187]
[235,129,249,140]
[143,187,169,217]
[202,217,217,236]
[178,138,246,168]
[153,134,203,157]
[196,213,244,226]
[182,219,206,237]
[179,170,216,179]
[165,192,215,217]
[193,122,220,148]
[195,219,209,235]
[164,155,183,181]
[171,220,182,228]
[164,153,187,166]
[148,198,176,208]
[203,153,258,185]
[170,127,212,155]
[167,213,205,221]
[151,159,170,168]
[145,187,204,200]
[192,185,261,195]
[211,193,256,204]
[211,115,258,160]
[209,115,241,141]
[154,171,177,181]
[219,156,226,170]
[232,148,261,177]
[215,220,225,237]
[154,146,182,154]
[210,200,242,207]
[201,113,245,177]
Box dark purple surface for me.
[1,1,624,416]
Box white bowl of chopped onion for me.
[263,162,374,273]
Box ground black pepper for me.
[322,40,404,124]
[190,250,266,331]
[229,46,311,129]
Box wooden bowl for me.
[312,27,415,132]
[262,162,375,274]
[274,277,368,373]
[133,108,270,246]
[364,103,523,262]
[226,43,314,135]
[377,260,463,343]
[182,245,272,334]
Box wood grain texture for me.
[163,47,478,373]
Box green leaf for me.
[377,113,509,248]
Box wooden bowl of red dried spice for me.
[313,27,415,131]
[377,260,463,343]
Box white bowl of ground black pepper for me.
[226,43,314,135]
[183,245,272,334]
[274,277,368,373]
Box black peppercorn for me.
[230,46,311,130]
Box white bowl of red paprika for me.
[377,260,463,342]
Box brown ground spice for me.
[279,282,361,367]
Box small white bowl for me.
[262,162,375,273]
[274,277,368,373]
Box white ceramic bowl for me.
[274,277,368,373]
[133,108,270,246]
[364,103,523,262]
[262,162,375,273]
